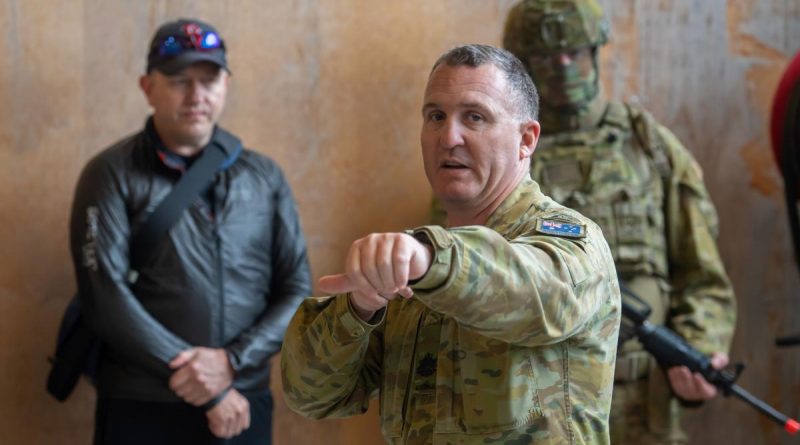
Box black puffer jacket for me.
[70,119,311,402]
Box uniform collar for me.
[484,177,542,236]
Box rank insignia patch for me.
[535,219,586,239]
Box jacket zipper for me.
[212,194,225,347]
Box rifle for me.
[619,283,800,436]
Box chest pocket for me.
[433,323,543,434]
[380,302,544,438]
[533,127,668,277]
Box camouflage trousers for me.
[610,373,687,445]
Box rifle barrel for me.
[727,384,800,435]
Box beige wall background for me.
[0,0,797,444]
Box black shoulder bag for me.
[46,144,228,402]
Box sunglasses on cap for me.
[154,23,224,57]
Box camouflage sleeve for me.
[660,126,737,354]
[280,294,384,419]
[408,222,616,346]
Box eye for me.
[467,112,484,123]
[427,111,445,122]
[169,77,190,87]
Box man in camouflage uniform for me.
[503,1,737,444]
[281,44,621,444]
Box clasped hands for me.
[318,233,434,321]
[169,347,249,439]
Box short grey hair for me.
[430,44,539,121]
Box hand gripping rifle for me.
[619,282,800,436]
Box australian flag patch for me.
[535,218,586,239]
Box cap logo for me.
[155,23,224,57]
[183,23,204,48]
[181,23,220,50]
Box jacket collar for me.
[144,116,242,173]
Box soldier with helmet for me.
[504,0,737,443]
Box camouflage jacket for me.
[281,178,621,444]
[530,100,736,355]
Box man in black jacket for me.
[70,18,311,445]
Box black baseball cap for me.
[146,18,229,75]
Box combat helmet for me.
[504,0,609,59]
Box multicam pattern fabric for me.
[530,101,736,354]
[281,178,621,444]
[504,0,608,57]
[530,100,737,444]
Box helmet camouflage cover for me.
[504,0,609,58]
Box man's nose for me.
[554,52,573,67]
[440,119,465,149]
[186,81,203,102]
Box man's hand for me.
[318,233,433,321]
[169,347,234,406]
[667,352,729,401]
[206,388,250,439]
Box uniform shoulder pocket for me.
[532,212,596,287]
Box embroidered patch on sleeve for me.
[535,219,586,239]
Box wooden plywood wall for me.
[0,0,796,444]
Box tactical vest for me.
[531,101,670,281]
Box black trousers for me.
[93,391,273,445]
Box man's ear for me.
[139,74,151,94]
[519,119,541,160]
[139,74,156,107]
